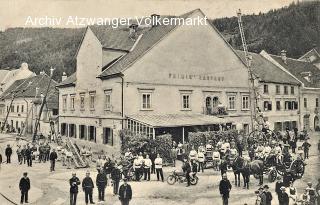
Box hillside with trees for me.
[212,1,320,58]
[0,1,319,81]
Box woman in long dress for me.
[286,181,298,205]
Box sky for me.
[0,0,297,29]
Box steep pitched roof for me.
[98,9,199,78]
[0,74,58,100]
[269,54,320,88]
[236,50,300,85]
[299,48,320,62]
[56,72,76,87]
[90,25,150,51]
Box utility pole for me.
[33,68,55,141]
[237,9,258,132]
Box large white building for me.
[57,9,255,152]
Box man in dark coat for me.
[5,144,12,163]
[70,172,81,205]
[25,145,32,167]
[278,186,289,205]
[182,158,191,187]
[19,172,30,204]
[275,177,284,202]
[21,145,27,164]
[49,148,58,172]
[96,169,107,202]
[82,171,95,205]
[219,173,232,205]
[111,165,122,195]
[45,143,51,162]
[118,178,132,205]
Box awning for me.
[126,113,232,128]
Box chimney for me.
[20,62,28,70]
[129,23,138,38]
[281,50,287,64]
[62,72,67,81]
[151,14,161,27]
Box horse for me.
[231,156,264,188]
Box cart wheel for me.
[167,175,176,185]
[268,169,277,182]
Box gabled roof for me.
[299,48,320,62]
[56,72,76,88]
[0,74,58,100]
[269,54,320,88]
[236,50,300,85]
[98,9,199,78]
[90,25,150,51]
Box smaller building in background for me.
[0,73,59,136]
[237,50,301,131]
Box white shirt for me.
[213,151,220,159]
[263,146,272,155]
[189,150,197,160]
[154,157,163,169]
[206,144,213,152]
[221,143,230,153]
[144,158,152,168]
[133,159,141,168]
[197,152,205,162]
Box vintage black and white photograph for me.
[0,0,319,204]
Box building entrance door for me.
[303,115,310,130]
[314,116,319,131]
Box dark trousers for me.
[243,174,250,189]
[98,186,105,201]
[45,152,50,161]
[186,172,191,186]
[198,162,204,172]
[156,168,164,181]
[222,195,229,205]
[23,156,26,164]
[6,154,11,163]
[50,160,55,171]
[151,163,155,174]
[84,189,93,204]
[27,156,32,167]
[120,199,130,205]
[304,150,309,159]
[144,168,150,180]
[113,180,120,194]
[18,154,22,164]
[238,149,243,157]
[70,192,77,205]
[134,168,140,181]
[20,191,28,203]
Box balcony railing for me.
[203,106,228,116]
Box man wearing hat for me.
[278,186,289,205]
[96,168,107,202]
[82,171,95,205]
[69,172,81,205]
[219,173,232,205]
[119,178,132,205]
[263,185,273,205]
[111,164,122,195]
[19,172,30,204]
[275,177,284,201]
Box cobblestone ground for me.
[0,133,319,205]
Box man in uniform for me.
[182,158,191,187]
[45,142,51,162]
[19,172,30,204]
[155,153,164,182]
[26,145,32,167]
[49,148,58,172]
[143,154,152,181]
[69,172,81,205]
[82,171,95,205]
[5,144,12,163]
[111,164,122,195]
[219,173,232,205]
[197,150,205,173]
[118,178,132,205]
[133,156,141,181]
[96,168,107,202]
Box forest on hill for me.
[0,1,319,81]
[212,1,320,58]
